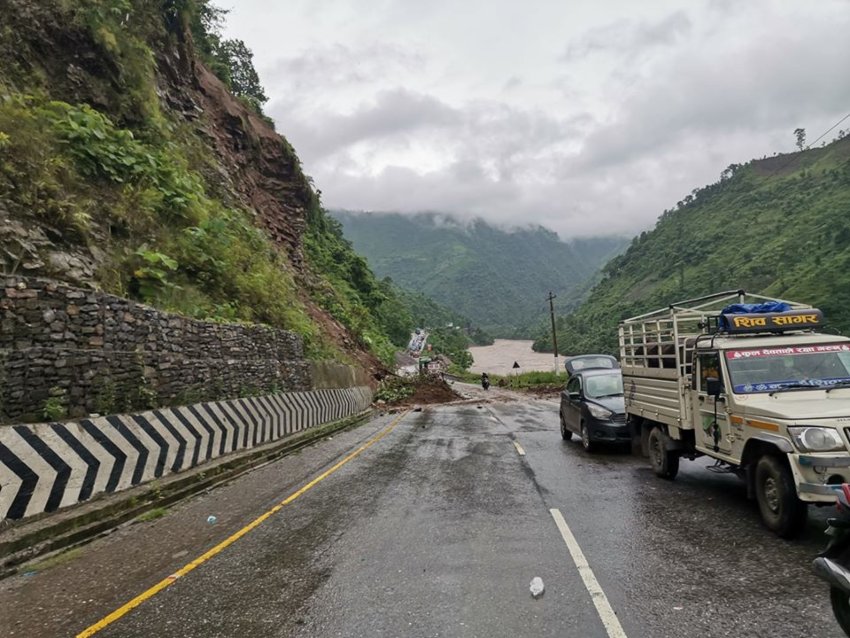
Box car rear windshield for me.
[570,356,616,371]
[584,373,624,399]
[725,343,850,393]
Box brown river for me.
[468,339,562,376]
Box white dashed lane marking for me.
[550,508,628,638]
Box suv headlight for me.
[788,426,845,453]
[587,403,613,420]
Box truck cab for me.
[620,291,850,538]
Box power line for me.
[806,111,850,149]
[761,109,850,179]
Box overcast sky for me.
[223,0,850,239]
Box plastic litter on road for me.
[530,576,545,598]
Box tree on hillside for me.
[219,39,268,107]
[190,2,268,111]
[794,127,806,151]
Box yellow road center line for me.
[76,411,408,638]
[513,440,526,456]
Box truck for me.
[620,290,850,538]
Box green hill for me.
[533,135,850,355]
[332,211,627,337]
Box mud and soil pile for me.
[406,377,460,405]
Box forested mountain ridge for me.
[533,135,850,355]
[332,211,627,337]
[0,0,419,369]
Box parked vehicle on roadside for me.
[559,359,628,452]
[813,483,850,636]
[620,290,850,538]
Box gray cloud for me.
[563,11,692,61]
[262,43,425,95]
[575,16,850,172]
[502,76,522,91]
[271,89,585,179]
[226,0,850,240]
[271,88,461,159]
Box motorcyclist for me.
[481,372,490,390]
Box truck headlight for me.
[587,403,613,420]
[788,426,845,453]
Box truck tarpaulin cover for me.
[719,302,792,329]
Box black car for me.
[559,367,629,452]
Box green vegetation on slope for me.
[0,0,408,365]
[534,137,850,355]
[332,211,627,337]
[302,208,413,362]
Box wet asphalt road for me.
[1,396,845,638]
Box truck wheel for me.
[754,455,808,538]
[559,412,573,441]
[648,426,679,479]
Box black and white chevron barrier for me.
[0,386,372,521]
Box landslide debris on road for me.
[375,375,461,407]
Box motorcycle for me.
[813,483,850,636]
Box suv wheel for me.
[754,455,808,538]
[648,426,679,479]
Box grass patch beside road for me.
[450,368,564,389]
[136,508,168,523]
[29,547,84,573]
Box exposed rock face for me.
[194,65,311,266]
[158,46,314,266]
[0,217,98,287]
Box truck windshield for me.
[725,344,850,393]
[584,373,624,398]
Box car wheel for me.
[648,426,679,479]
[754,455,807,538]
[559,411,573,440]
[581,422,596,452]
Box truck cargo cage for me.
[619,290,815,374]
[618,291,816,428]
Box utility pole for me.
[547,291,559,374]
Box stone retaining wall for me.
[0,276,312,423]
